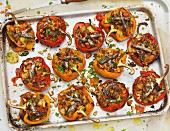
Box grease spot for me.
[93,123,104,129]
[133,118,142,125]
[69,125,75,131]
[107,126,115,131]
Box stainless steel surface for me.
[0,5,169,131]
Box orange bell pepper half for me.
[93,48,134,79]
[57,85,94,121]
[52,48,86,81]
[99,7,136,42]
[19,92,51,124]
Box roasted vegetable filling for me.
[96,48,124,73]
[18,57,51,91]
[128,33,159,66]
[134,73,166,104]
[97,81,128,108]
[58,85,94,121]
[60,88,89,117]
[22,59,46,87]
[52,48,86,81]
[106,9,132,36]
[6,21,35,51]
[38,17,64,41]
[75,24,104,49]
[20,92,49,122]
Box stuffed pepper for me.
[6,12,35,52]
[7,92,51,125]
[98,7,136,42]
[93,48,134,79]
[58,85,97,122]
[133,64,169,105]
[94,80,130,112]
[15,57,51,91]
[127,23,160,66]
[52,48,86,81]
[36,16,71,47]
[73,20,105,52]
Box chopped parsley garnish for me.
[52,86,57,89]
[65,22,69,27]
[106,113,110,116]
[102,5,107,8]
[107,16,113,23]
[20,51,29,56]
[37,11,40,14]
[55,112,59,117]
[46,119,50,122]
[67,83,72,87]
[126,111,134,116]
[49,2,53,5]
[29,99,33,103]
[30,116,35,121]
[88,61,93,68]
[57,64,65,73]
[6,0,9,5]
[7,31,12,36]
[162,86,165,90]
[47,29,52,35]
[57,85,61,88]
[19,84,23,86]
[109,44,115,48]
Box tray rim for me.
[0,5,169,131]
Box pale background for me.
[0,0,170,131]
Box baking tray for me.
[0,5,169,130]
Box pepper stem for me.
[137,22,148,34]
[70,64,81,76]
[117,60,135,75]
[59,28,72,45]
[42,71,58,82]
[106,25,117,44]
[77,106,100,123]
[156,64,169,85]
[7,100,26,110]
[5,12,20,27]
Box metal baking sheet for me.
[0,5,169,130]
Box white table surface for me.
[0,0,170,131]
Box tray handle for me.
[0,25,2,54]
